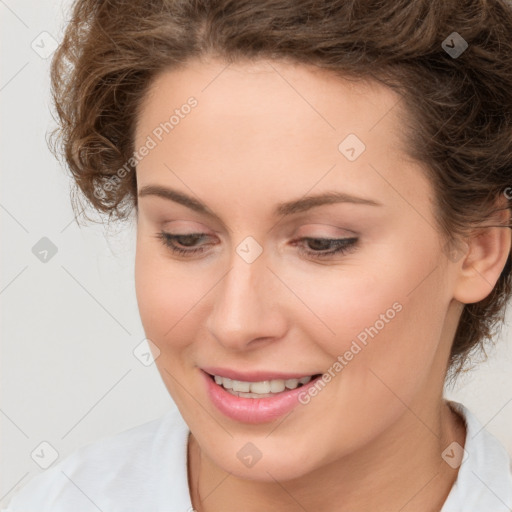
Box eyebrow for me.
[138,185,382,219]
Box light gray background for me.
[1,0,511,507]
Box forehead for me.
[136,57,405,145]
[134,58,431,220]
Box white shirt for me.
[2,400,511,512]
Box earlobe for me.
[453,206,512,305]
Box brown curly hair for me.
[49,0,512,383]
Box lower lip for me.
[202,370,322,424]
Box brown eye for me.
[154,232,212,256]
[292,237,359,259]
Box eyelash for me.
[154,231,358,260]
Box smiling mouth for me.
[207,373,323,398]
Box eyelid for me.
[294,223,359,237]
[160,219,218,235]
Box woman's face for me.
[134,57,461,480]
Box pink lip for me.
[201,369,322,424]
[201,366,317,382]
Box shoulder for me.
[441,400,512,512]
[2,407,193,512]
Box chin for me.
[208,441,322,483]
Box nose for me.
[205,249,287,352]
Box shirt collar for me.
[441,400,512,511]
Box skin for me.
[133,57,511,512]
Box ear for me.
[453,196,511,305]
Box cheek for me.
[134,237,205,350]
[303,277,406,371]
[286,256,449,453]
[302,244,447,382]
[134,240,210,410]
[282,258,405,355]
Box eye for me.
[154,231,359,260]
[154,232,213,256]
[292,237,358,259]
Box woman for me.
[4,0,512,510]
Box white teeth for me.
[222,377,233,389]
[250,380,271,393]
[270,380,286,393]
[213,374,315,396]
[232,380,251,392]
[284,378,299,389]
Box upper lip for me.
[201,367,321,382]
